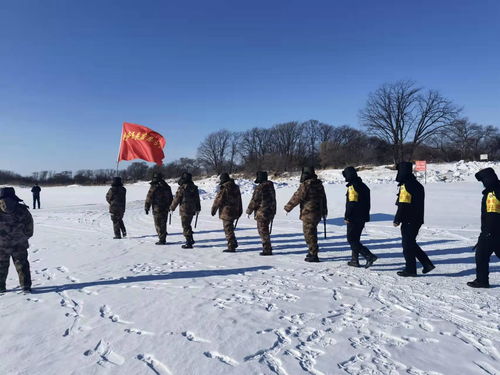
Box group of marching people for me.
[0,163,498,294]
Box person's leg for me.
[0,249,11,291]
[401,223,417,274]
[223,220,237,251]
[475,234,494,285]
[111,214,121,238]
[181,215,194,247]
[347,222,363,265]
[257,219,272,254]
[303,221,319,259]
[154,213,167,243]
[12,247,31,291]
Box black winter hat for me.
[475,168,499,189]
[396,162,413,183]
[112,177,123,186]
[342,166,358,182]
[300,166,317,183]
[0,187,22,201]
[219,173,231,185]
[178,172,193,185]
[255,171,268,184]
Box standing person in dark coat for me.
[211,173,243,253]
[145,173,173,245]
[0,187,34,294]
[31,183,41,209]
[343,167,377,268]
[170,172,201,249]
[106,177,127,239]
[468,168,500,288]
[393,162,435,277]
[284,167,327,262]
[246,171,276,256]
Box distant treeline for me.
[1,80,498,186]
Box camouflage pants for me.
[111,213,126,238]
[181,215,194,242]
[0,246,32,289]
[257,219,272,252]
[154,212,168,242]
[222,220,238,250]
[303,220,320,256]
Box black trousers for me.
[401,222,433,274]
[475,233,500,284]
[33,195,40,209]
[347,221,374,260]
[111,213,126,238]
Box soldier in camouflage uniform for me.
[0,187,34,293]
[284,167,327,262]
[246,171,276,256]
[211,173,243,253]
[170,172,201,249]
[145,173,173,245]
[106,177,127,239]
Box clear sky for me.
[1,0,499,175]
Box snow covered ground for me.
[1,162,499,375]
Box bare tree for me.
[272,122,305,171]
[197,130,232,174]
[360,80,461,163]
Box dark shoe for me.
[260,251,272,256]
[365,255,378,269]
[223,249,236,253]
[305,255,320,263]
[22,287,32,294]
[122,232,127,238]
[347,260,360,267]
[0,285,6,293]
[182,243,194,249]
[155,241,166,245]
[422,264,435,274]
[467,280,490,288]
[113,236,122,239]
[397,270,417,277]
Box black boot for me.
[365,255,378,269]
[223,249,236,253]
[113,236,121,239]
[182,242,193,249]
[155,241,166,245]
[0,283,6,293]
[422,263,435,274]
[347,260,360,267]
[467,279,490,288]
[305,254,320,262]
[260,249,273,256]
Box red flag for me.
[118,122,166,165]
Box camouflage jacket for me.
[145,181,173,214]
[106,186,126,214]
[285,178,328,223]
[246,180,276,221]
[211,179,243,221]
[0,197,34,249]
[170,182,201,216]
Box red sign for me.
[118,122,166,166]
[415,160,427,172]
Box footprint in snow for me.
[204,351,239,366]
[137,354,172,375]
[182,331,210,343]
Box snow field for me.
[0,162,499,375]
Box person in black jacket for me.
[343,167,377,268]
[31,183,41,209]
[468,168,500,288]
[393,162,435,277]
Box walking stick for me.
[169,211,172,226]
[194,212,199,229]
[270,219,273,235]
[323,216,327,240]
[234,218,239,229]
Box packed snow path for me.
[0,177,499,375]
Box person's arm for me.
[170,187,183,212]
[211,188,223,216]
[321,184,328,218]
[195,187,201,212]
[237,187,243,218]
[246,188,259,215]
[22,208,34,238]
[284,184,306,212]
[145,187,154,213]
[106,188,113,204]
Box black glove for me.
[145,209,149,215]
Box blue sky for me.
[1,0,499,175]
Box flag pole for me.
[116,123,125,176]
